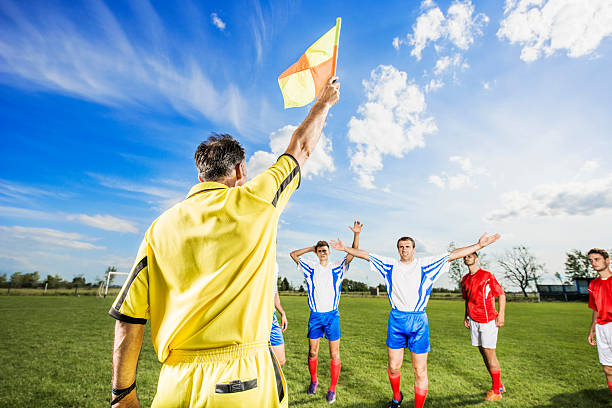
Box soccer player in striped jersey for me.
[461,252,506,401]
[587,248,612,395]
[290,221,363,404]
[331,232,500,408]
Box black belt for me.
[215,379,258,394]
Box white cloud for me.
[67,214,139,233]
[247,125,335,179]
[486,174,612,221]
[397,0,489,60]
[0,1,248,130]
[347,65,437,189]
[210,13,226,31]
[497,0,612,62]
[425,78,445,92]
[579,159,600,174]
[433,53,469,75]
[429,155,489,190]
[0,225,105,250]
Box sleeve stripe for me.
[299,259,314,276]
[108,308,147,325]
[114,256,148,312]
[271,154,301,207]
[423,255,449,273]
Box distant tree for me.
[10,272,24,288]
[279,277,293,291]
[342,279,369,292]
[564,249,596,282]
[21,271,40,288]
[104,266,118,286]
[45,274,65,289]
[498,246,543,297]
[72,274,86,288]
[298,285,305,293]
[0,273,7,288]
[377,283,386,293]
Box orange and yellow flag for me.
[278,18,341,108]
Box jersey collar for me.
[186,182,229,199]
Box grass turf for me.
[0,296,609,407]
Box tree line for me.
[0,266,119,289]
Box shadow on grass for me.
[532,388,610,408]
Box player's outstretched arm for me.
[290,246,315,265]
[495,294,506,327]
[284,76,340,167]
[331,238,369,261]
[448,232,501,261]
[111,321,144,407]
[588,310,597,346]
[346,220,363,265]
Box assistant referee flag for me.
[278,18,341,108]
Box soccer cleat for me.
[388,391,403,408]
[499,384,506,394]
[484,389,502,401]
[307,382,318,395]
[326,390,336,403]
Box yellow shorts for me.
[152,342,288,408]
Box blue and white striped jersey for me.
[370,253,450,312]
[298,256,348,313]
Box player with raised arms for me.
[331,232,500,408]
[289,221,363,404]
[108,76,340,408]
[587,248,612,395]
[461,252,506,401]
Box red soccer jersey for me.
[462,269,504,323]
[588,276,612,325]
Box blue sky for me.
[1,0,611,289]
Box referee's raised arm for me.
[284,76,340,167]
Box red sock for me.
[308,358,318,384]
[489,369,502,394]
[329,359,341,392]
[608,381,612,394]
[414,386,428,408]
[388,369,401,402]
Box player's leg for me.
[480,320,503,400]
[411,352,429,408]
[388,347,404,406]
[308,338,321,393]
[270,313,286,366]
[386,311,408,406]
[603,365,612,394]
[325,310,341,403]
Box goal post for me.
[102,271,130,298]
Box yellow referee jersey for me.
[109,154,300,363]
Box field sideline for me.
[0,296,609,407]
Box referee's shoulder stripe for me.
[271,154,301,207]
[113,256,148,312]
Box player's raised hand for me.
[330,238,346,252]
[588,330,597,346]
[478,232,501,249]
[349,220,363,233]
[316,76,340,107]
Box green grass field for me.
[0,296,609,407]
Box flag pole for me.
[332,17,342,76]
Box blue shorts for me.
[307,310,341,341]
[386,310,430,353]
[270,312,284,346]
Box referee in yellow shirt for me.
[109,77,340,408]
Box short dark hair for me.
[194,134,245,181]
[397,237,415,249]
[588,248,609,259]
[315,241,329,251]
[471,252,479,258]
